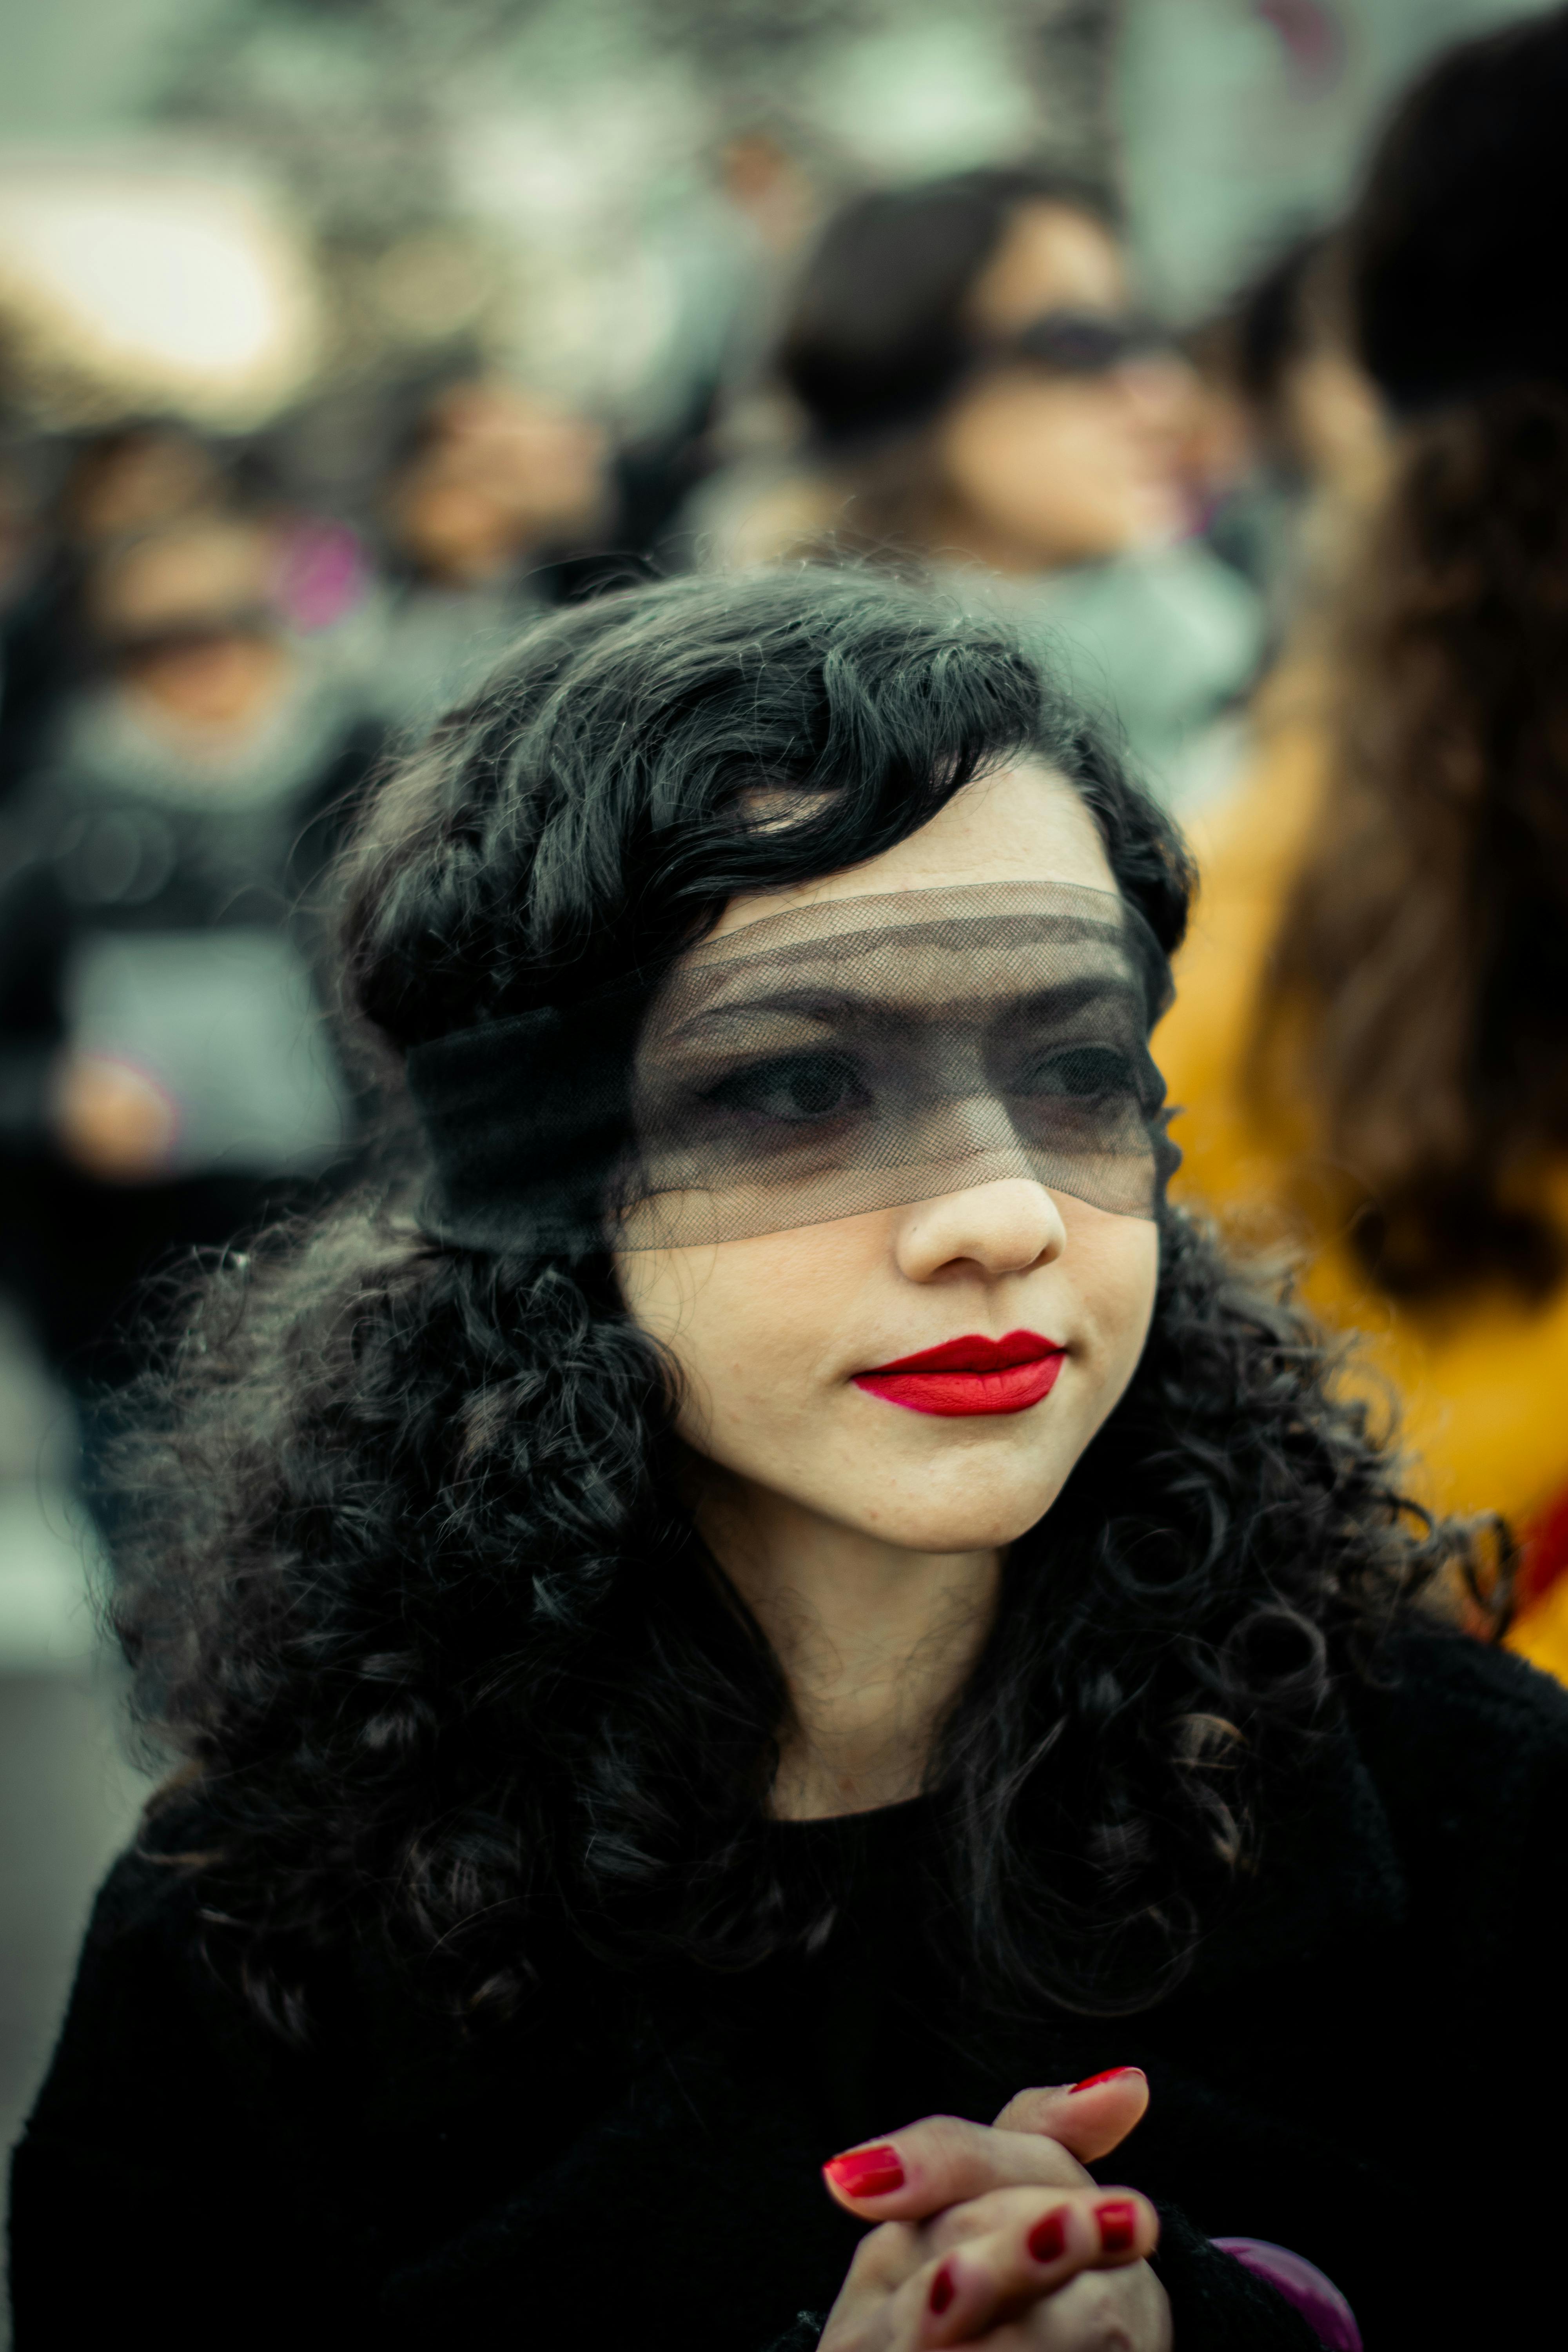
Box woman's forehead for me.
[710,763,1115,943]
[642,883,1145,1077]
[969,202,1127,336]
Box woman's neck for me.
[922,491,1068,579]
[695,1476,1001,1820]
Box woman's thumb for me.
[991,2067,1149,2163]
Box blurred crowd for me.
[2,3,1568,1695]
[0,383,610,1402]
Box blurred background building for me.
[2,0,1563,2331]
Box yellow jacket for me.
[1158,717,1568,1680]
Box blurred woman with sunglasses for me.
[699,168,1262,806]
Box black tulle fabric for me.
[407,881,1178,1252]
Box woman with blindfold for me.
[9,569,1564,2351]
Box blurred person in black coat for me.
[0,423,228,795]
[0,510,384,1390]
[354,378,611,730]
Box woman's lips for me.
[852,1330,1066,1418]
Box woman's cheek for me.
[1091,1220,1161,1412]
[668,1267,820,1471]
[1053,1204,1159,1414]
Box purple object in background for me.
[1212,2238,1362,2352]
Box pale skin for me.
[618,764,1169,2348]
[817,2078,1169,2352]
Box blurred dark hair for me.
[778,165,1119,452]
[1256,9,1568,1300]
[109,566,1468,2037]
[1350,8,1568,415]
[1230,230,1332,417]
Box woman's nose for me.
[1117,353,1196,431]
[894,1179,1068,1283]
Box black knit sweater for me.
[9,1626,1567,2349]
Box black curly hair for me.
[109,568,1475,2037]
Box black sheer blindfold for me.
[406,882,1179,1254]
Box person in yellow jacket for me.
[1161,693,1568,1680]
[1158,19,1568,1684]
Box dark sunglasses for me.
[982,309,1170,377]
[107,607,279,666]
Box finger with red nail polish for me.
[991,2067,1150,2163]
[822,2076,1153,2230]
[822,2110,1085,2219]
[821,2142,905,2200]
[908,2184,1161,2347]
[1027,2207,1067,2263]
[1069,2066,1145,2095]
[1096,2195,1140,2253]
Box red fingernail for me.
[1027,2210,1067,2263]
[822,2144,905,2198]
[1069,2067,1144,2094]
[1096,2199,1138,2254]
[929,2263,956,2316]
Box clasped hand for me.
[818,2072,1171,2351]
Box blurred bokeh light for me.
[0,158,321,428]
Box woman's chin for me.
[844,1475,1062,1557]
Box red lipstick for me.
[853,1329,1065,1417]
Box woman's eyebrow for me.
[657,968,1142,1049]
[657,985,882,1047]
[1002,973,1143,1021]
